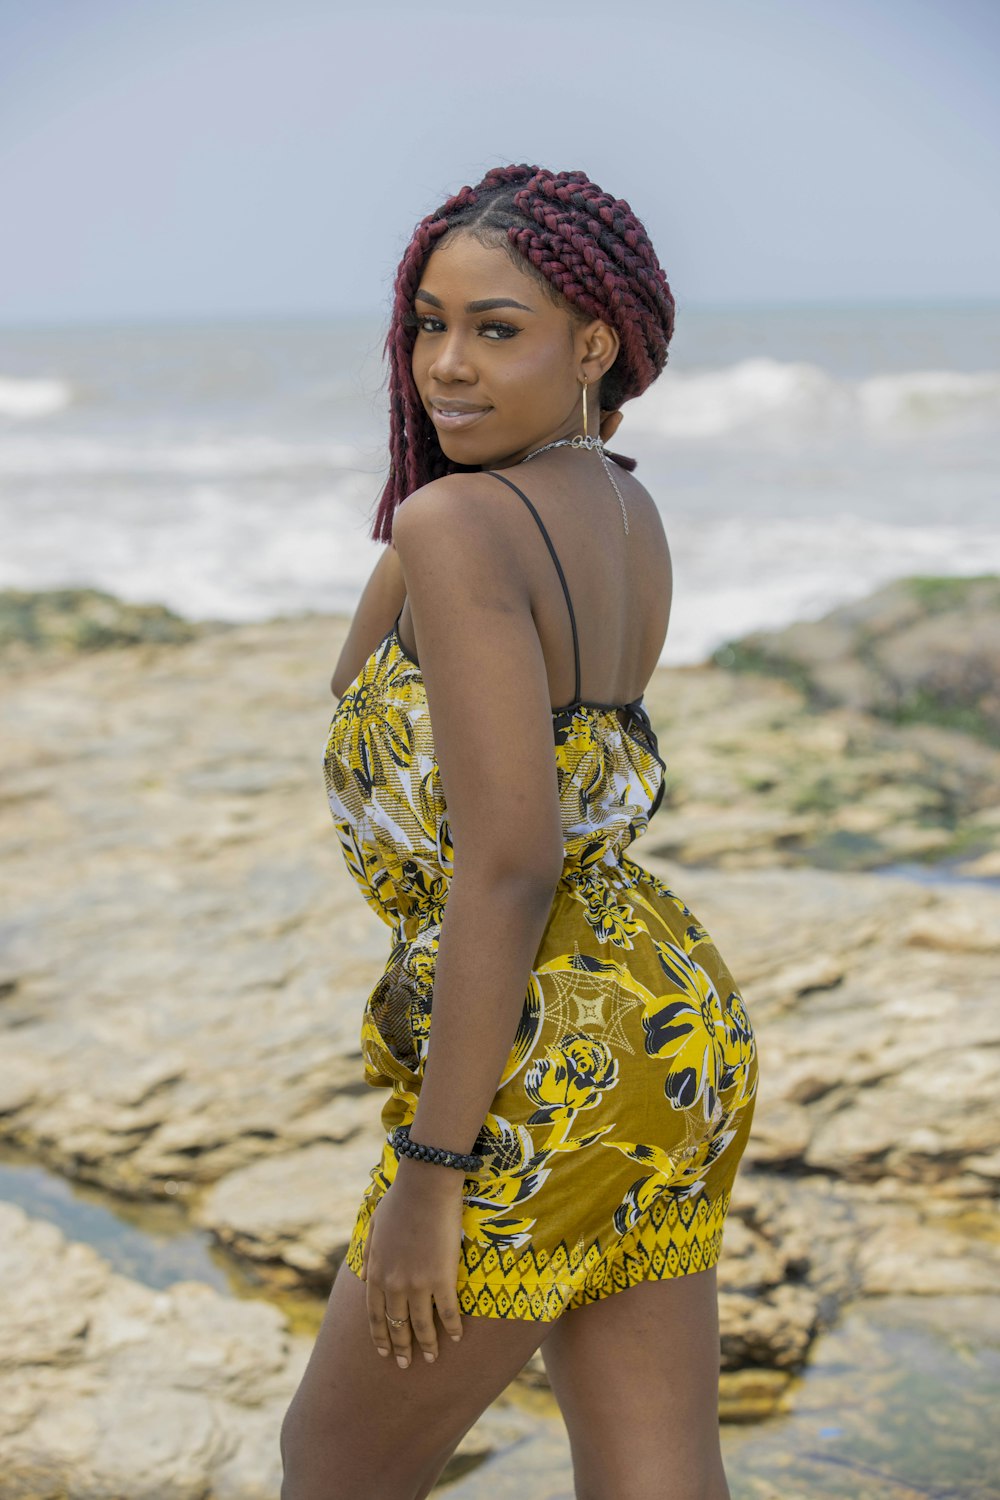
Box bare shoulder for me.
[618,462,667,523]
[391,471,524,570]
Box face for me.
[407,232,619,469]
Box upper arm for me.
[392,476,565,887]
[331,541,404,698]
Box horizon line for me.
[2,294,1000,333]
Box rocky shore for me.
[1,577,997,1498]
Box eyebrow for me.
[414,289,536,314]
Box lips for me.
[429,402,492,431]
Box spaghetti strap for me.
[486,470,581,705]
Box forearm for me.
[402,865,559,1172]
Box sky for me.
[0,0,998,325]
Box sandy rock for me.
[0,1201,555,1499]
[1,590,999,1439]
[719,1283,822,1370]
[900,892,1000,952]
[856,1218,1000,1296]
[191,1137,387,1285]
[718,1367,793,1423]
[741,1098,813,1167]
[0,1200,301,1497]
[805,1044,1000,1184]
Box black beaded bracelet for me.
[390,1123,484,1173]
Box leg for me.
[540,1265,730,1500]
[280,1257,554,1500]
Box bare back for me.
[396,454,672,713]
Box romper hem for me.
[343,1178,733,1324]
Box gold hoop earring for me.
[581,377,589,439]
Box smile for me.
[429,406,492,431]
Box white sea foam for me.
[2,311,996,667]
[627,359,1000,440]
[663,515,1000,665]
[858,369,1000,429]
[0,376,74,419]
[0,435,371,478]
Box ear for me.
[599,409,624,443]
[578,317,620,386]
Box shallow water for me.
[872,858,1000,889]
[441,1295,1000,1499]
[721,1294,1000,1500]
[0,1142,268,1304]
[0,1144,338,1343]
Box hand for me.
[360,1156,466,1368]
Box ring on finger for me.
[386,1314,410,1327]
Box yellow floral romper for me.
[323,470,759,1322]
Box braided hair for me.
[371,163,676,543]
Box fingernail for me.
[423,1351,436,1363]
[377,1347,389,1357]
[396,1355,409,1368]
[450,1334,461,1341]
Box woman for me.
[281,164,759,1500]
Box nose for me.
[426,326,477,385]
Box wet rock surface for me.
[1,577,998,1495]
[0,585,229,672]
[712,573,1000,744]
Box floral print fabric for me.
[323,623,759,1321]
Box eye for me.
[403,312,519,340]
[477,320,519,340]
[402,312,443,333]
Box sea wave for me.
[626,359,1000,440]
[0,435,372,478]
[0,376,74,420]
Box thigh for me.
[540,1266,730,1500]
[280,1257,554,1500]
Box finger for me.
[384,1299,413,1369]
[365,1284,392,1360]
[433,1287,464,1344]
[408,1292,439,1364]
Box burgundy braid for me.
[371,164,676,542]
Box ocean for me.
[1,302,998,665]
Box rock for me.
[856,1218,1000,1296]
[804,1043,1000,1184]
[1,587,1000,1419]
[0,585,227,672]
[191,1138,387,1287]
[718,1367,793,1423]
[0,1200,302,1497]
[0,1201,562,1498]
[711,573,1000,744]
[963,1151,1000,1182]
[741,1097,813,1167]
[901,892,1000,952]
[719,1283,823,1370]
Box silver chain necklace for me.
[515,435,629,534]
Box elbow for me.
[451,816,565,901]
[453,854,564,907]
